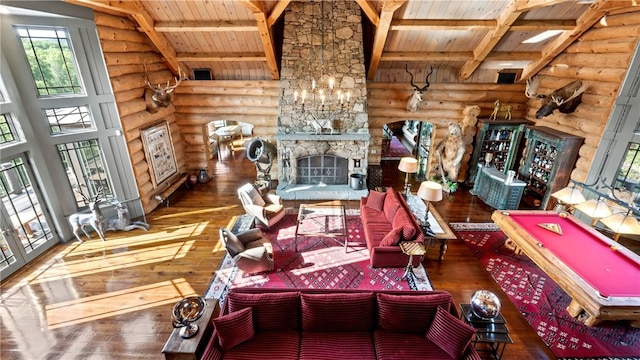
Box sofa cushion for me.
[426,306,476,359]
[383,189,401,220]
[224,331,300,360]
[227,291,300,331]
[300,332,376,360]
[377,293,452,334]
[374,331,456,360]
[301,292,375,332]
[213,307,255,352]
[366,190,386,211]
[379,227,403,246]
[392,209,417,240]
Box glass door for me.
[0,154,58,280]
[416,122,433,181]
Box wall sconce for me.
[551,185,586,212]
[398,157,418,196]
[600,211,640,242]
[574,198,612,227]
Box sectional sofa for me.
[201,288,481,360]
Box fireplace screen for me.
[297,155,348,185]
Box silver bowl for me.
[470,290,501,320]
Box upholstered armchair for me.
[219,227,274,275]
[237,183,285,228]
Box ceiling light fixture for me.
[522,30,563,44]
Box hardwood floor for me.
[7,147,636,359]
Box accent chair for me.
[237,183,285,228]
[219,227,274,275]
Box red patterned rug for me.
[382,136,412,159]
[453,223,640,359]
[207,214,432,303]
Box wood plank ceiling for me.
[67,0,639,82]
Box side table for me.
[399,241,426,280]
[460,303,512,360]
[162,298,219,360]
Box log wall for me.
[367,82,528,181]
[524,11,640,183]
[95,12,186,214]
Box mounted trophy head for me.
[525,76,587,119]
[405,65,433,112]
[144,63,183,113]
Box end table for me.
[460,303,513,360]
[162,298,219,360]
[399,241,426,280]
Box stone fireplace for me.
[276,1,370,200]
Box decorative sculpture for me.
[102,199,150,233]
[433,123,465,192]
[470,290,501,319]
[489,100,512,120]
[405,65,433,112]
[171,296,206,338]
[525,76,587,119]
[69,189,105,242]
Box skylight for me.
[522,30,564,44]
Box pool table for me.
[492,210,640,327]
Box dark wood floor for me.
[4,144,636,359]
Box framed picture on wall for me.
[141,121,178,188]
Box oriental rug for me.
[382,136,412,160]
[206,214,432,304]
[452,223,640,360]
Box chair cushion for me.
[227,291,300,331]
[301,292,375,332]
[222,228,245,256]
[380,227,403,246]
[426,306,476,359]
[377,293,451,334]
[366,191,386,211]
[213,307,255,352]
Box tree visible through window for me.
[615,142,640,198]
[15,26,83,97]
[0,114,18,145]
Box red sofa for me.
[201,288,481,360]
[360,187,424,267]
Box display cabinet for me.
[518,126,584,210]
[467,119,532,185]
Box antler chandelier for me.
[291,0,350,133]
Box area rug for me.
[382,136,412,159]
[207,214,432,304]
[451,223,640,359]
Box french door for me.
[0,154,58,280]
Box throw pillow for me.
[380,227,403,246]
[366,190,386,211]
[301,292,375,332]
[426,306,476,359]
[213,307,255,352]
[383,189,401,220]
[392,210,417,240]
[377,292,451,334]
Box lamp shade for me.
[398,157,418,173]
[600,213,640,235]
[417,181,443,202]
[551,186,586,205]
[574,199,612,219]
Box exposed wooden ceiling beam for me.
[521,0,639,80]
[64,0,186,76]
[367,0,407,80]
[238,0,279,79]
[154,21,258,32]
[381,51,539,62]
[390,19,575,31]
[177,52,267,62]
[458,0,573,80]
[511,19,576,31]
[355,0,380,26]
[267,0,292,27]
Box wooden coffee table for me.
[406,194,456,261]
[294,204,347,252]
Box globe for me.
[172,296,206,338]
[470,290,501,319]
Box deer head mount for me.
[405,65,434,112]
[144,64,184,113]
[525,76,587,119]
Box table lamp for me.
[573,198,612,227]
[398,157,418,196]
[417,180,443,234]
[551,185,586,213]
[600,211,640,242]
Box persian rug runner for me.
[206,214,432,304]
[451,223,640,359]
[382,136,412,159]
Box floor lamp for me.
[417,180,443,235]
[398,157,418,196]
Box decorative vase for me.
[188,174,198,187]
[197,169,210,183]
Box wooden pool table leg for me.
[567,300,601,327]
[503,238,522,255]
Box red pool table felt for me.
[508,212,640,298]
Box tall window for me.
[0,113,18,145]
[45,105,94,134]
[57,140,112,207]
[15,26,83,97]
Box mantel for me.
[275,132,370,141]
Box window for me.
[614,142,640,200]
[57,139,112,207]
[0,113,19,145]
[15,26,83,97]
[45,105,94,134]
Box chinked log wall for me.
[525,11,640,183]
[95,12,187,214]
[367,82,528,181]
